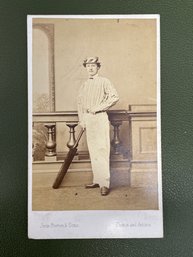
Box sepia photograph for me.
[28,15,163,238]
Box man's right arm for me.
[77,86,86,129]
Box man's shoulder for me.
[98,76,111,83]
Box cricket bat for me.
[52,128,85,189]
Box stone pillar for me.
[66,123,78,159]
[66,123,78,149]
[44,123,56,161]
[110,121,122,155]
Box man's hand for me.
[89,108,97,115]
[86,108,96,115]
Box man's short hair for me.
[83,57,101,68]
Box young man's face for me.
[86,63,99,77]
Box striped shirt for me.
[77,74,119,123]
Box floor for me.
[32,172,158,211]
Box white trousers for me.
[84,112,110,188]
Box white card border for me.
[28,14,163,239]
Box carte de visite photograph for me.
[28,14,163,239]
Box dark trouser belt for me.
[85,109,105,114]
[95,110,105,114]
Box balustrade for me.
[32,107,157,188]
[32,110,134,162]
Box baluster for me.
[66,123,78,149]
[111,121,122,155]
[66,123,79,160]
[44,123,56,159]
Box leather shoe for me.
[101,186,109,196]
[85,183,100,189]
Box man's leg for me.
[85,113,110,190]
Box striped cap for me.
[83,57,100,67]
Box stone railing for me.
[32,108,157,163]
[32,110,129,161]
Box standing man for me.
[77,57,119,196]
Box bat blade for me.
[52,147,77,189]
[52,128,85,189]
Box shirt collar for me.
[89,74,99,80]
